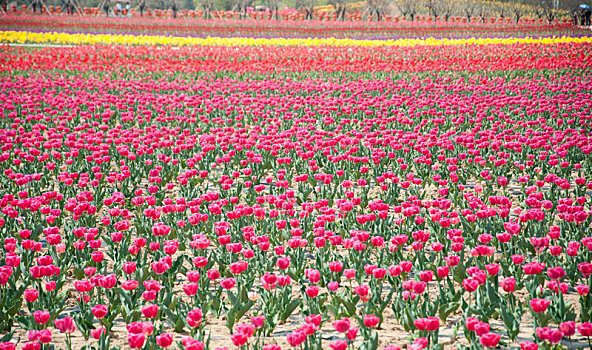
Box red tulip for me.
[560,321,575,337]
[344,269,356,279]
[24,289,39,302]
[485,263,499,276]
[99,274,117,289]
[474,322,490,336]
[156,333,173,348]
[305,268,320,283]
[305,314,321,327]
[327,281,339,291]
[91,304,108,319]
[37,329,52,344]
[354,284,370,299]
[578,322,592,337]
[436,266,449,278]
[547,266,566,280]
[183,283,199,296]
[520,342,539,350]
[465,317,479,331]
[346,327,358,341]
[500,277,516,293]
[530,298,551,313]
[286,330,306,347]
[462,278,479,293]
[207,269,220,280]
[122,280,139,291]
[251,316,265,329]
[90,327,106,340]
[414,317,439,331]
[305,285,319,298]
[329,340,347,350]
[419,270,433,283]
[329,261,343,272]
[333,318,350,333]
[186,309,203,328]
[123,262,137,274]
[128,333,146,349]
[576,284,589,296]
[54,316,75,334]
[363,314,379,328]
[372,268,387,279]
[33,311,50,325]
[217,276,235,289]
[141,304,159,319]
[231,333,248,346]
[546,329,563,343]
[277,257,291,270]
[522,262,545,275]
[480,333,501,348]
[22,342,40,350]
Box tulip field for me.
[1,15,591,39]
[1,21,592,350]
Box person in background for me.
[571,9,579,26]
[65,0,73,15]
[116,1,122,17]
[126,3,130,17]
[139,0,145,17]
[585,8,592,26]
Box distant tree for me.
[393,0,418,21]
[193,0,215,17]
[232,0,252,18]
[296,0,316,19]
[438,0,458,21]
[493,0,508,18]
[327,0,347,20]
[183,0,194,10]
[459,0,475,21]
[509,0,529,22]
[365,0,386,20]
[476,0,488,22]
[424,0,438,18]
[538,0,560,22]
[265,0,280,19]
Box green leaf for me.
[453,265,466,284]
[500,308,520,340]
[7,299,23,317]
[438,301,460,322]
[281,298,301,322]
[174,316,185,333]
[380,289,395,311]
[366,331,379,350]
[338,296,356,316]
[16,316,32,330]
[401,308,416,332]
[73,268,85,280]
[486,283,499,304]
[0,331,14,342]
[236,300,254,322]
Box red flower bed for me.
[0,36,592,350]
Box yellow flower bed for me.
[2,30,592,47]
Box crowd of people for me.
[573,6,592,26]
[104,1,132,17]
